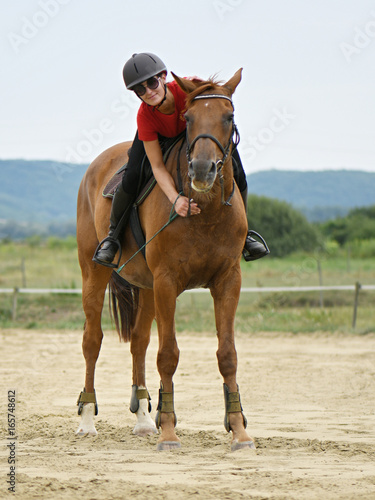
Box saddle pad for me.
[102,164,127,198]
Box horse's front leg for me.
[153,278,180,450]
[211,270,256,451]
[129,289,157,436]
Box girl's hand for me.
[174,195,200,217]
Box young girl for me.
[93,52,268,267]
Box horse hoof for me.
[133,423,158,437]
[231,439,256,452]
[76,403,97,436]
[156,441,181,451]
[75,426,98,437]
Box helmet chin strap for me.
[153,82,168,110]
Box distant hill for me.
[247,169,375,221]
[1,160,375,234]
[0,159,88,224]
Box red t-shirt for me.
[137,80,187,141]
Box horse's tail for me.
[108,271,139,342]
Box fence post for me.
[21,257,27,288]
[317,259,324,308]
[352,281,361,329]
[12,287,19,321]
[347,246,351,273]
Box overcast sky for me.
[2,0,375,173]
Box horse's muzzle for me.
[188,159,217,193]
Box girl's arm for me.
[144,140,200,217]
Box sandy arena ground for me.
[1,327,375,499]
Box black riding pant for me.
[122,131,248,195]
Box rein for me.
[117,94,240,271]
[116,194,181,274]
[186,93,239,206]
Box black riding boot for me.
[92,184,135,268]
[240,188,270,261]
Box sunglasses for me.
[133,76,160,97]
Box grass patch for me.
[0,241,374,333]
[0,289,374,334]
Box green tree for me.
[319,204,375,246]
[247,195,321,257]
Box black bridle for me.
[185,94,240,206]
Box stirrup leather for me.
[77,388,98,416]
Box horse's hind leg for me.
[130,288,157,436]
[76,265,112,436]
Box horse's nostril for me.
[210,162,216,174]
[188,161,194,178]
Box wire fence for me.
[1,284,375,294]
[1,283,374,328]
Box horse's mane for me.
[185,76,229,108]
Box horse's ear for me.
[171,72,198,94]
[223,68,242,94]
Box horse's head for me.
[172,69,242,194]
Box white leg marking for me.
[133,398,158,436]
[76,403,97,436]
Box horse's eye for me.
[224,114,234,124]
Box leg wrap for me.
[223,383,247,432]
[129,385,152,413]
[155,382,177,429]
[77,388,98,416]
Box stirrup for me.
[243,230,270,262]
[92,236,122,268]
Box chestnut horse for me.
[76,69,255,451]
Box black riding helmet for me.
[123,52,167,90]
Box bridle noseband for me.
[185,94,240,205]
